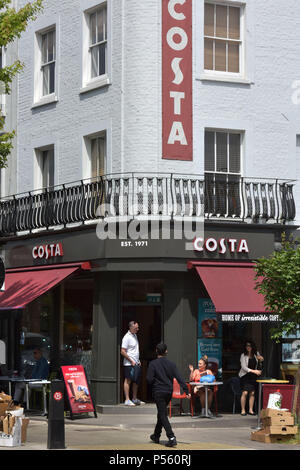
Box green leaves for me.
[255,233,300,342]
[0,1,43,168]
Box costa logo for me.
[162,0,193,160]
[53,391,63,401]
[32,243,64,260]
[193,237,249,254]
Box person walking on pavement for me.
[121,321,145,406]
[147,342,191,447]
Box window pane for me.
[91,46,98,78]
[228,42,239,73]
[99,43,106,75]
[49,62,55,94]
[91,137,106,177]
[229,134,241,173]
[216,5,227,38]
[204,38,213,70]
[42,34,48,64]
[229,7,240,40]
[90,12,97,45]
[205,131,215,171]
[204,3,214,37]
[216,132,227,172]
[97,8,105,42]
[215,40,226,71]
[48,31,55,62]
[43,65,49,96]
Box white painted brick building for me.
[5,0,296,225]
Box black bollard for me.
[47,379,65,449]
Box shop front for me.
[0,222,291,408]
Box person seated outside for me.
[188,355,214,417]
[13,348,49,406]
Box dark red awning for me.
[188,261,266,313]
[0,262,91,310]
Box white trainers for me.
[207,409,213,417]
[124,400,135,406]
[132,399,145,406]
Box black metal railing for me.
[0,173,296,236]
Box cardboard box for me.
[0,418,22,447]
[0,403,8,417]
[260,408,291,419]
[21,418,30,444]
[264,425,298,435]
[262,416,295,427]
[251,429,292,444]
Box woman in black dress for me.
[238,340,264,416]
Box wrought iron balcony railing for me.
[0,173,296,236]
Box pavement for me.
[3,404,300,453]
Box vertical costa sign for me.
[162,0,193,161]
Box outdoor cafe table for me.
[0,376,50,414]
[189,381,223,418]
[254,378,289,430]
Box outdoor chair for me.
[229,376,242,414]
[168,379,193,417]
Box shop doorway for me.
[121,279,163,403]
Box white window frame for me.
[33,24,58,107]
[81,0,111,93]
[34,145,55,190]
[204,129,243,176]
[199,0,249,84]
[83,130,107,180]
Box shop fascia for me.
[193,237,249,254]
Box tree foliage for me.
[254,233,300,342]
[0,0,43,168]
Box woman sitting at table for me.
[188,355,214,417]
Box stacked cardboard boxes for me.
[0,392,30,447]
[251,409,298,444]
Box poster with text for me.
[198,298,222,339]
[61,365,95,414]
[197,338,222,378]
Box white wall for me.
[16,0,300,221]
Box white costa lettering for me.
[32,243,64,260]
[193,237,250,254]
[168,0,186,21]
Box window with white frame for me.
[34,26,56,103]
[0,47,5,114]
[91,134,106,178]
[204,2,242,74]
[83,131,106,180]
[204,130,242,216]
[35,147,55,189]
[89,6,107,79]
[41,29,56,96]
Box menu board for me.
[61,365,95,416]
[198,299,222,378]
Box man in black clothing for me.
[146,342,191,447]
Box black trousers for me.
[153,392,175,439]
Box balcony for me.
[0,173,296,237]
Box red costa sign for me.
[162,0,193,161]
[32,243,64,260]
[193,237,249,254]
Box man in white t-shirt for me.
[121,321,145,406]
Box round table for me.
[189,381,223,418]
[254,379,289,429]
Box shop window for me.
[281,330,300,363]
[61,278,93,379]
[20,293,53,376]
